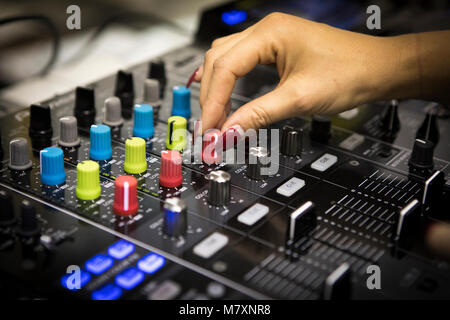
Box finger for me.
[426,223,450,261]
[194,65,203,81]
[220,84,296,132]
[200,31,251,106]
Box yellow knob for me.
[124,137,147,174]
[166,116,187,151]
[76,160,101,200]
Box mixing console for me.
[1,10,450,301]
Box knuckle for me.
[212,57,229,71]
[250,105,271,128]
[264,12,284,24]
[204,49,216,62]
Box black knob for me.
[310,115,331,143]
[408,139,434,172]
[18,200,40,237]
[379,100,400,139]
[0,190,15,226]
[416,111,439,146]
[29,104,53,141]
[247,146,270,180]
[281,125,302,156]
[148,59,166,98]
[114,70,134,119]
[74,87,96,128]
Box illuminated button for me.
[310,153,338,172]
[92,283,122,300]
[85,254,114,275]
[61,269,91,290]
[115,267,145,290]
[149,280,181,300]
[107,240,135,260]
[237,203,269,226]
[137,253,165,274]
[193,232,228,259]
[276,177,305,197]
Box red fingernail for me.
[221,125,243,150]
[186,67,199,89]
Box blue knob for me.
[40,147,66,185]
[133,104,154,139]
[171,86,191,119]
[90,124,112,160]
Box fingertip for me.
[194,66,203,81]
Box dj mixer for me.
[1,3,450,301]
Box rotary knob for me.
[379,99,400,138]
[40,147,66,186]
[416,110,439,146]
[166,116,187,151]
[148,59,166,97]
[171,86,191,119]
[281,125,303,156]
[76,160,101,200]
[133,104,154,139]
[89,124,112,161]
[163,197,187,237]
[114,70,134,118]
[143,79,162,119]
[159,150,183,188]
[247,146,270,180]
[206,170,231,206]
[29,104,53,141]
[408,139,434,173]
[0,190,15,226]
[113,175,139,216]
[124,137,147,174]
[103,97,124,127]
[9,138,32,170]
[310,115,331,143]
[74,87,96,128]
[58,116,80,147]
[18,200,40,237]
[202,131,222,164]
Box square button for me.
[108,240,135,260]
[85,254,114,275]
[137,253,165,274]
[61,269,91,290]
[92,283,122,300]
[115,267,145,290]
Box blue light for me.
[61,269,91,291]
[85,254,114,275]
[137,253,165,274]
[222,10,247,26]
[92,283,122,300]
[115,267,145,290]
[107,240,135,260]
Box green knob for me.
[166,116,187,151]
[76,160,101,200]
[124,137,147,174]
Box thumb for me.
[220,85,297,133]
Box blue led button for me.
[137,253,165,274]
[61,269,91,290]
[107,240,135,260]
[92,283,122,300]
[85,254,114,275]
[222,9,247,26]
[115,267,144,290]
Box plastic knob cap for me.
[247,146,270,180]
[159,150,183,188]
[76,160,101,200]
[103,97,124,127]
[9,138,32,170]
[171,86,191,119]
[18,200,40,237]
[40,147,66,185]
[206,170,231,206]
[281,125,303,156]
[310,115,331,143]
[74,87,96,128]
[113,175,139,216]
[124,137,147,174]
[59,116,80,147]
[163,197,187,237]
[166,116,187,151]
[89,124,112,161]
[29,104,53,139]
[409,139,434,170]
[133,104,154,139]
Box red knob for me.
[113,175,138,216]
[203,131,222,164]
[159,150,183,188]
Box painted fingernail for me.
[186,67,199,88]
[222,125,244,150]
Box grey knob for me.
[58,116,80,147]
[9,138,32,170]
[163,197,187,237]
[103,96,124,127]
[281,125,302,156]
[206,170,231,206]
[143,79,161,106]
[247,146,270,180]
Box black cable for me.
[0,14,61,76]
